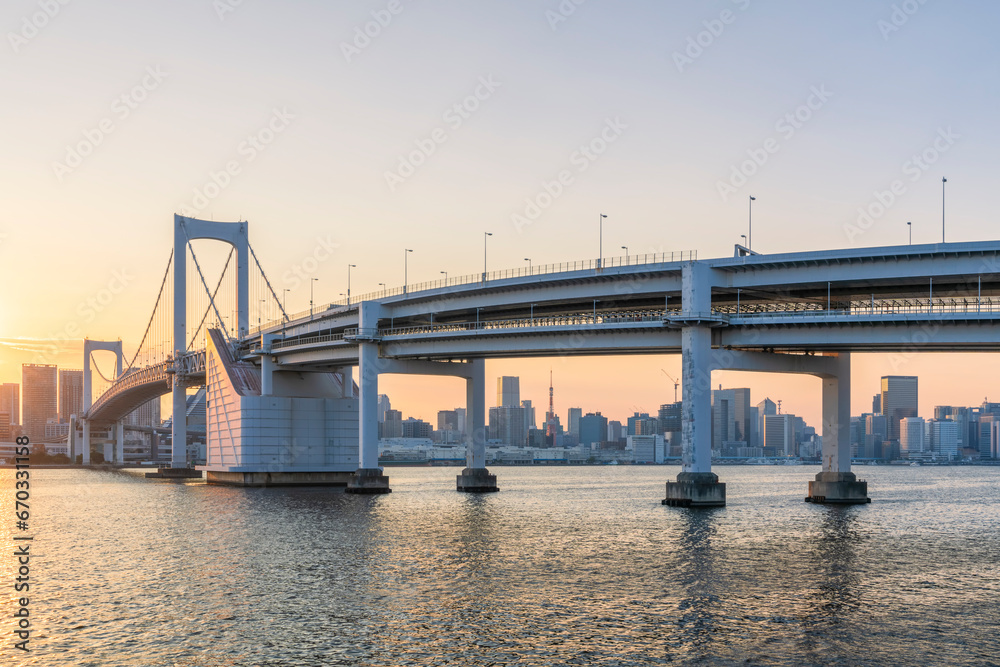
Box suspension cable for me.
[182,225,233,342]
[90,353,117,383]
[249,241,289,323]
[188,247,235,348]
[124,249,173,371]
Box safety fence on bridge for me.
[266,250,698,328]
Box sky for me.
[2,0,1000,428]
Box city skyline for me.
[4,1,1000,430]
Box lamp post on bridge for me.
[907,222,912,245]
[259,299,266,330]
[524,258,531,274]
[282,288,290,335]
[483,232,492,282]
[378,282,386,298]
[942,177,947,243]
[347,264,356,306]
[440,271,447,286]
[621,245,629,264]
[404,249,413,295]
[748,195,756,251]
[310,278,318,319]
[598,213,607,268]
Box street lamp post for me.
[378,282,386,298]
[282,288,290,334]
[483,232,492,282]
[942,177,947,243]
[347,264,356,306]
[404,249,413,294]
[598,213,607,268]
[259,298,265,329]
[310,278,318,319]
[524,257,531,274]
[907,221,912,245]
[749,195,756,250]
[621,245,629,264]
[440,270,448,285]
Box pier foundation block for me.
[346,468,392,494]
[805,471,871,504]
[204,470,352,487]
[456,467,499,493]
[663,472,726,508]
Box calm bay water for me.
[3,465,999,666]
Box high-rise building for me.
[872,393,882,414]
[607,420,624,443]
[865,414,888,459]
[0,412,10,441]
[730,388,752,442]
[567,407,582,437]
[377,394,391,422]
[658,402,682,435]
[579,412,607,446]
[521,400,537,431]
[928,419,959,460]
[497,376,520,408]
[627,412,658,436]
[22,364,57,444]
[899,417,925,457]
[380,409,403,438]
[881,376,918,442]
[764,414,795,456]
[437,410,459,431]
[0,384,19,425]
[124,397,161,427]
[488,405,530,446]
[402,418,433,439]
[58,369,84,423]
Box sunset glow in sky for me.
[3,1,1000,427]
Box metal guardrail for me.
[250,250,696,333]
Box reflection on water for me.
[3,465,999,666]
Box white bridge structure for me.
[80,214,1000,504]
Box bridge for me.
[79,214,1000,504]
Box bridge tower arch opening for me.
[172,214,249,469]
[80,339,124,465]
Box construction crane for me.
[661,369,679,403]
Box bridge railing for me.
[251,249,696,334]
[379,310,672,338]
[725,296,1000,320]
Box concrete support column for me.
[116,421,125,464]
[458,358,497,492]
[681,325,712,474]
[665,260,725,507]
[357,344,379,470]
[171,379,187,469]
[260,333,277,396]
[807,352,870,504]
[343,367,355,398]
[822,353,852,474]
[347,338,390,493]
[81,419,91,465]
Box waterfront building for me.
[579,412,608,447]
[22,364,57,444]
[0,383,20,425]
[928,419,959,460]
[567,407,582,438]
[899,417,926,458]
[881,376,918,443]
[58,369,84,423]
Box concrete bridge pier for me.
[457,358,498,492]
[115,420,125,464]
[664,324,725,507]
[347,337,390,494]
[807,352,870,504]
[81,419,91,465]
